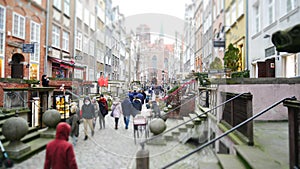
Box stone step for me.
[217,154,246,169]
[171,128,180,137]
[183,116,194,128]
[235,145,283,169]
[188,113,202,125]
[198,162,221,169]
[10,137,53,162]
[164,132,174,141]
[178,120,188,132]
[1,127,40,143]
[194,105,208,118]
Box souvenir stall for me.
[54,95,70,120]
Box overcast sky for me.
[112,0,192,20]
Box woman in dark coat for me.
[44,122,78,169]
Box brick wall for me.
[1,0,47,79]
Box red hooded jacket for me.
[44,122,78,169]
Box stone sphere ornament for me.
[149,118,166,135]
[42,109,61,128]
[2,117,29,141]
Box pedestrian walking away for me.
[132,95,142,111]
[111,97,122,130]
[98,94,108,129]
[121,97,139,129]
[92,97,99,129]
[81,96,95,140]
[44,122,78,169]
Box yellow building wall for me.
[225,0,247,71]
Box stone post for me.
[283,99,300,169]
[136,148,149,169]
[2,117,30,159]
[40,109,61,138]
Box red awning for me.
[49,56,75,67]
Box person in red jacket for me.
[44,122,78,169]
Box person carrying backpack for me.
[98,94,108,129]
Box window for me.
[225,10,230,30]
[13,13,25,39]
[89,40,95,55]
[90,14,95,30]
[238,0,243,17]
[89,68,94,81]
[62,31,69,51]
[30,21,40,62]
[231,1,236,25]
[74,69,83,79]
[53,0,61,10]
[0,6,5,56]
[83,36,89,54]
[52,25,60,48]
[76,0,83,19]
[64,0,70,16]
[254,4,260,34]
[76,31,82,50]
[84,8,89,25]
[268,0,275,25]
[287,0,296,12]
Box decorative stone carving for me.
[41,109,61,138]
[272,24,300,53]
[149,118,166,135]
[2,117,30,158]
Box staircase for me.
[141,106,289,168]
[0,111,53,163]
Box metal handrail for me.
[139,92,248,149]
[161,96,296,169]
[158,90,206,119]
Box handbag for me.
[110,107,116,117]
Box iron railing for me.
[161,96,296,169]
[139,92,248,150]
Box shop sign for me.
[22,44,35,53]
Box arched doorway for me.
[11,53,25,78]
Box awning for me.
[48,56,75,68]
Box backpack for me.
[99,101,108,116]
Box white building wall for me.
[248,0,300,78]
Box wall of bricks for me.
[1,0,47,79]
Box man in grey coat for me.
[81,97,95,140]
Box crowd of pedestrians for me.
[43,90,149,168]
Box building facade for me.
[224,0,247,71]
[248,0,300,78]
[1,0,47,80]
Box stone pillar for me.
[283,99,300,169]
[40,109,61,138]
[2,117,30,159]
[136,148,149,169]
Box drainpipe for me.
[73,0,77,72]
[245,0,249,71]
[44,0,50,75]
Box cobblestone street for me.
[13,115,143,169]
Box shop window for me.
[29,63,38,80]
